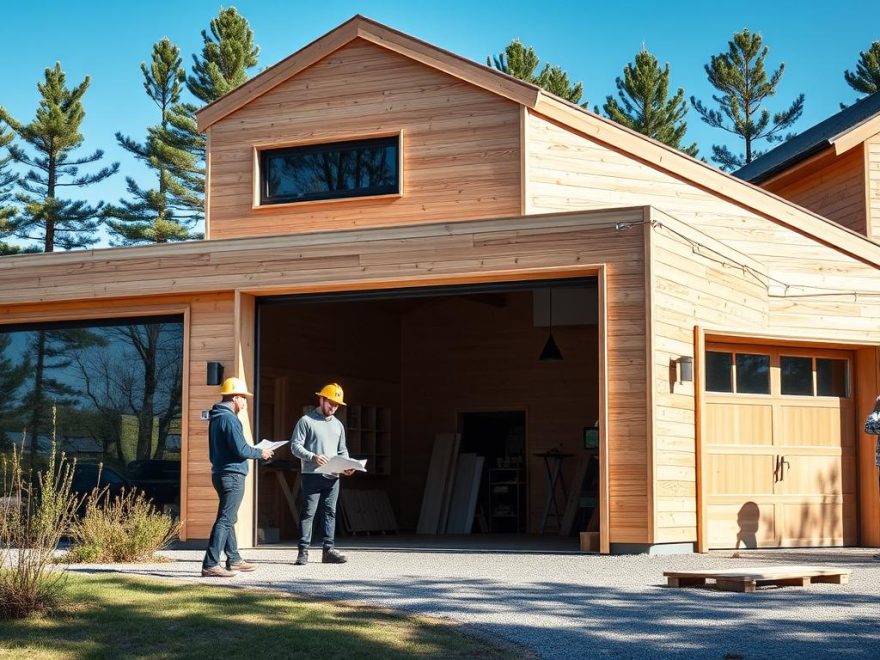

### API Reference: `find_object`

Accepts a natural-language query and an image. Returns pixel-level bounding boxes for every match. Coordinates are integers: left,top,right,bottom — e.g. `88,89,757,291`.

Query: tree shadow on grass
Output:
0,573,515,659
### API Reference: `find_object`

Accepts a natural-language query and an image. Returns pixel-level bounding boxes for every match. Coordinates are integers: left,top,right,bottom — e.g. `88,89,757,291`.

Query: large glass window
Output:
260,136,400,205
0,316,184,516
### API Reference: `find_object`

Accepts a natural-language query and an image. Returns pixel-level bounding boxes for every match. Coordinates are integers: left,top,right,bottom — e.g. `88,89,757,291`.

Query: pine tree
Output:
844,41,880,96
106,38,200,244
158,7,261,235
602,49,698,157
0,125,18,254
187,6,260,104
488,40,583,104
691,29,804,171
0,63,118,252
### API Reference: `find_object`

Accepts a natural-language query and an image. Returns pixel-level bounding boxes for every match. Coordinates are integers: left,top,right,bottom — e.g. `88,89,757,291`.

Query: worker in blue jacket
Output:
202,377,274,577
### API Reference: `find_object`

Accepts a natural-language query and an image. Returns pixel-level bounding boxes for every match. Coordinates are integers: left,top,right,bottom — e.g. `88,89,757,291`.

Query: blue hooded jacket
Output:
208,402,262,475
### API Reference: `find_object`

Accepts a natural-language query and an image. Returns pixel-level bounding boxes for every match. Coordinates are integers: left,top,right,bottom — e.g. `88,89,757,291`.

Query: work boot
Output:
226,559,257,572
322,547,347,564
294,548,309,565
201,565,235,577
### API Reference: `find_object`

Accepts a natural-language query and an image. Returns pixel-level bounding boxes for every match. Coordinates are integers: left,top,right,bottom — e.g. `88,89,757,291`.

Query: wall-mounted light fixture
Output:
539,287,563,361
676,356,693,383
207,361,224,386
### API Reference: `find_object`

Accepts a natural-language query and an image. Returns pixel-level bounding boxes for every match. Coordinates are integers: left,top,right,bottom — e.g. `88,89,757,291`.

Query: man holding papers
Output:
289,383,355,565
201,378,274,577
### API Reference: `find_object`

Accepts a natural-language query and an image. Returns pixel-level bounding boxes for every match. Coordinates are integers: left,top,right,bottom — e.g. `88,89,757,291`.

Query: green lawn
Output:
0,573,516,658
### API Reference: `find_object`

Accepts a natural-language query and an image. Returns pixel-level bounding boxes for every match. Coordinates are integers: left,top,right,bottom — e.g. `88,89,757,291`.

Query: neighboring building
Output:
735,91,880,242
2,17,879,554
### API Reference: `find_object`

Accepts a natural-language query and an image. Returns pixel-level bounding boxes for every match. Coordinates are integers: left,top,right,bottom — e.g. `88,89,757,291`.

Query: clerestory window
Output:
259,135,401,205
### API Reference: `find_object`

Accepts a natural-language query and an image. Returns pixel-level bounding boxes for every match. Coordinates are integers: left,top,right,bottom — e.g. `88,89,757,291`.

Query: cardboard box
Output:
579,531,599,553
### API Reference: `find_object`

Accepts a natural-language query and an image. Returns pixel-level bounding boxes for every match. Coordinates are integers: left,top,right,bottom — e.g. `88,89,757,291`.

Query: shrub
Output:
0,434,81,620
66,485,180,563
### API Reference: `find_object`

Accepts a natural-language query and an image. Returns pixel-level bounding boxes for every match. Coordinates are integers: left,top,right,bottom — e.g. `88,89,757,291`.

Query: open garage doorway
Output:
253,278,600,549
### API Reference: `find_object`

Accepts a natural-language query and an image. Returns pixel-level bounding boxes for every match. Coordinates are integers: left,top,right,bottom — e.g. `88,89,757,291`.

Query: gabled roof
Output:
196,15,542,131
195,15,880,271
735,91,880,184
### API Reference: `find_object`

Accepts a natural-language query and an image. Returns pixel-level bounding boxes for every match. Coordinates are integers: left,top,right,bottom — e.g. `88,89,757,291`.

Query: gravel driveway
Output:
69,540,880,659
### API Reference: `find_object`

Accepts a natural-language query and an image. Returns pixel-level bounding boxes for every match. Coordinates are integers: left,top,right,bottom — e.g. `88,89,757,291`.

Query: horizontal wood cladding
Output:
649,210,769,544
0,210,641,305
186,294,236,540
762,147,866,235
207,39,521,239
526,110,880,348
869,136,880,242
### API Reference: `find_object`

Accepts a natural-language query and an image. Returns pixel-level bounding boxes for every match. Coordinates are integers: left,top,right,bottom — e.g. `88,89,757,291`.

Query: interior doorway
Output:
459,411,526,533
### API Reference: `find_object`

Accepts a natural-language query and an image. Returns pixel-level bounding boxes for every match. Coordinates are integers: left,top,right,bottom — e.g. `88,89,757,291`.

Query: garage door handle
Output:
773,455,781,483
779,456,790,482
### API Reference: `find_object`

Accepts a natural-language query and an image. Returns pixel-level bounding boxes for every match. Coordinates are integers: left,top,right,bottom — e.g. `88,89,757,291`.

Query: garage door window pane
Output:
706,352,733,392
781,356,813,395
736,353,770,394
817,358,848,397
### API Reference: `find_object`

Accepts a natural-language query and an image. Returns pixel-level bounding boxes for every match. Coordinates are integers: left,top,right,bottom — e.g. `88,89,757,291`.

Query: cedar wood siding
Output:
206,38,522,239
869,134,880,241
761,147,867,236
524,109,880,545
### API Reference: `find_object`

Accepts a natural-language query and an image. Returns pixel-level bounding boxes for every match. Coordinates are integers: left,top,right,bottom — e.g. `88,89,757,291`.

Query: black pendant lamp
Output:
539,288,563,361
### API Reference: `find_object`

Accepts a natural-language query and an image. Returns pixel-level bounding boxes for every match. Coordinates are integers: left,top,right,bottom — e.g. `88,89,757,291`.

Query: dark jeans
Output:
299,474,340,550
203,472,245,569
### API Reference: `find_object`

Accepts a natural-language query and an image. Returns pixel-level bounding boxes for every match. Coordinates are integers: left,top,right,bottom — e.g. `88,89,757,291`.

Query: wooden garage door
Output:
704,343,857,549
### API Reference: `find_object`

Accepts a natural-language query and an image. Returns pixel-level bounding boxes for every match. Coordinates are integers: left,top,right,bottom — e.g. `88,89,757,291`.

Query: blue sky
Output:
1,1,879,247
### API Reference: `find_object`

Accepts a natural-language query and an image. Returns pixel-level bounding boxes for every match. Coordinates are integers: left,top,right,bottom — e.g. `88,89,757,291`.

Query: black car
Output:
70,463,130,502
125,459,180,510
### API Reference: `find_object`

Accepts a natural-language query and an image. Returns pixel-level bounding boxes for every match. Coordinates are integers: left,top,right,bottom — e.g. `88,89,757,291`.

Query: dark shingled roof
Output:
734,91,880,183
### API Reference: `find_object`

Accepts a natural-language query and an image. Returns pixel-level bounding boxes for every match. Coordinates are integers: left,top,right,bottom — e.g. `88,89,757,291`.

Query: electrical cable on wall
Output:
648,215,880,301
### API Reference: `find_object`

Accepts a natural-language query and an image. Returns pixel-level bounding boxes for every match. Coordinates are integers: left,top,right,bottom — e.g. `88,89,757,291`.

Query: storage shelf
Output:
341,403,391,476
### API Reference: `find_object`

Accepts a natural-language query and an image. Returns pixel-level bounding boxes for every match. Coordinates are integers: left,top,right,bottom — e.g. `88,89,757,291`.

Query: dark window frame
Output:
259,135,401,205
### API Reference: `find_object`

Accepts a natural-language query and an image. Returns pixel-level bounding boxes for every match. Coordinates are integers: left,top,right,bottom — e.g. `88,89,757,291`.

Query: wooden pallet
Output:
663,566,851,593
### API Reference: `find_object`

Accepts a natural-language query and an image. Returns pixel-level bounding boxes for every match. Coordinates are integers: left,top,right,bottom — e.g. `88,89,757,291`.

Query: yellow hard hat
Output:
315,383,346,406
219,377,253,397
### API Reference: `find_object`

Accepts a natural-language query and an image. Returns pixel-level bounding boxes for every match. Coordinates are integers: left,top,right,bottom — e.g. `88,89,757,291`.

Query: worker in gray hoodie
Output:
202,377,273,577
290,383,353,565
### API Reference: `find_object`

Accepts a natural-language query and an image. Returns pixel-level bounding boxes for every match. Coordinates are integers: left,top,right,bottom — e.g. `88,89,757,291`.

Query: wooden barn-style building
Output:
2,17,879,554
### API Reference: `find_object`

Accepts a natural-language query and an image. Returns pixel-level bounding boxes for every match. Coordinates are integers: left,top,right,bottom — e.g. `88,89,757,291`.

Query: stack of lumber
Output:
417,434,485,535
445,453,484,534
339,489,398,534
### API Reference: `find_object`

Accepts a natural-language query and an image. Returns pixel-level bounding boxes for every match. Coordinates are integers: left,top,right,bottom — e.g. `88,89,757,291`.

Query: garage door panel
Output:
778,404,853,447
778,502,857,546
704,402,773,445
776,455,857,496
707,502,777,549
707,454,775,495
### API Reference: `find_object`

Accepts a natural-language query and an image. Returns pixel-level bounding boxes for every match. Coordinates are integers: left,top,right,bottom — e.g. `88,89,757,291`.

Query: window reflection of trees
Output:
0,320,183,480
267,144,395,199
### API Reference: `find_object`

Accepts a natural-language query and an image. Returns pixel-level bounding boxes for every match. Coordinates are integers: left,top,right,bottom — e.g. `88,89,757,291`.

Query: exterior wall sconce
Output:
676,356,694,383
207,361,224,386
